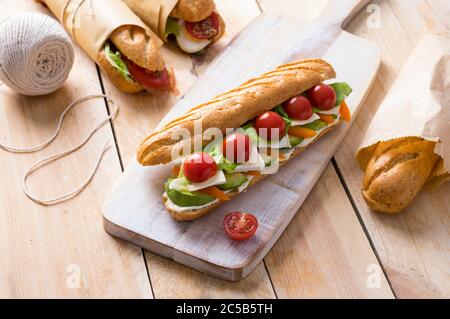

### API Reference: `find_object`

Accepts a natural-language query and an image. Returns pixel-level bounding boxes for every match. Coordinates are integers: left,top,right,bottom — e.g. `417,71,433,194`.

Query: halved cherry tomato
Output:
288,126,317,138
254,111,286,141
339,100,351,122
183,152,217,183
198,186,230,201
307,84,336,110
185,12,220,40
318,113,335,124
125,57,171,90
283,95,313,120
223,211,258,241
222,133,251,163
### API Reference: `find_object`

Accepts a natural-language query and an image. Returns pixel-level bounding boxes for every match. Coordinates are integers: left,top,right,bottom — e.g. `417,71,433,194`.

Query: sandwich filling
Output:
164,82,353,212
104,43,173,91
165,12,222,54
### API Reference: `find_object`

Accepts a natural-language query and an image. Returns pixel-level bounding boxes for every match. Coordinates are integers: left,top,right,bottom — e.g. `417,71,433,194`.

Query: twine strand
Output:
0,94,119,206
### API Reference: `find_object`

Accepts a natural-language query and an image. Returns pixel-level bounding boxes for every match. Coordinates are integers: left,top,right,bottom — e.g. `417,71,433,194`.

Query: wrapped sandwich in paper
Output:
123,0,225,54
356,33,450,214
39,0,175,93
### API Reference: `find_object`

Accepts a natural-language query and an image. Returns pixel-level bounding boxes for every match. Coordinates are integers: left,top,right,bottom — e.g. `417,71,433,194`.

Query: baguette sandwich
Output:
38,0,174,93
137,59,353,220
98,27,174,93
163,0,225,53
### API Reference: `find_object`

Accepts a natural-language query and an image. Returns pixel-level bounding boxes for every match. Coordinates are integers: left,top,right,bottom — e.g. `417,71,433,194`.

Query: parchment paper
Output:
123,0,179,39
356,33,450,187
44,0,163,61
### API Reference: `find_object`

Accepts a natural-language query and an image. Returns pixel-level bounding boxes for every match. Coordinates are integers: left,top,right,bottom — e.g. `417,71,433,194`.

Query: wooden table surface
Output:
0,0,449,298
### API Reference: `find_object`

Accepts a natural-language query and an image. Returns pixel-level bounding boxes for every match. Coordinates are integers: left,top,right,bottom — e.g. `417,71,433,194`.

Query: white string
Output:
0,94,119,206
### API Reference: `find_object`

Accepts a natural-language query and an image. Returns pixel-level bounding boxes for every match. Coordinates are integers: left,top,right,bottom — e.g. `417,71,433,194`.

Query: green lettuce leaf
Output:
104,43,132,81
165,17,181,38
331,82,353,106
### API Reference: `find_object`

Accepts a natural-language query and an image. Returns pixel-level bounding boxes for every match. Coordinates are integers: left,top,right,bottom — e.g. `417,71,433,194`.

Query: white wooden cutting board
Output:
103,0,380,281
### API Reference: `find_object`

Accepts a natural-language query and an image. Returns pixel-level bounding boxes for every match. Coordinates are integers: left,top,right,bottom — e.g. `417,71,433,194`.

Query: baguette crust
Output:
110,25,165,71
362,137,439,214
97,50,144,94
137,59,336,166
164,124,339,220
170,0,215,22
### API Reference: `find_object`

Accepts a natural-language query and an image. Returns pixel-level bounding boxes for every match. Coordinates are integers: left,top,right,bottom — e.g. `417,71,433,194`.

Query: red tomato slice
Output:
222,133,251,163
125,57,171,90
183,152,217,183
223,211,258,241
185,12,220,40
254,111,286,140
307,83,336,110
283,95,313,120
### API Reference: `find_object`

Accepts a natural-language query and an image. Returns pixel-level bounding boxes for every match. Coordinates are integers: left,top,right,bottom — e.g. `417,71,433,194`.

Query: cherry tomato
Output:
222,133,251,163
183,152,217,183
185,12,220,39
307,84,336,110
125,58,171,90
223,211,258,241
283,95,313,120
254,111,286,140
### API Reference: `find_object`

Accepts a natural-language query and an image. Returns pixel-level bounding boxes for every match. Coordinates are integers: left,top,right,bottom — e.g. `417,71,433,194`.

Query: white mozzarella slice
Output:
290,113,321,126
258,134,291,149
165,194,219,212
176,22,211,53
234,144,266,172
315,105,340,115
169,169,226,192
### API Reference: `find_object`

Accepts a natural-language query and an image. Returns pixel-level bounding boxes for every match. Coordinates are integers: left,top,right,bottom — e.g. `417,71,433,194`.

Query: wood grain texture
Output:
335,0,450,298
100,0,277,296
0,0,151,298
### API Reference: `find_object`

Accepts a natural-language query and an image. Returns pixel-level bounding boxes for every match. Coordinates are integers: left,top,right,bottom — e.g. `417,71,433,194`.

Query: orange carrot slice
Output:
198,186,230,201
172,165,181,177
246,170,262,177
279,153,286,161
288,126,317,138
339,100,351,122
318,113,335,124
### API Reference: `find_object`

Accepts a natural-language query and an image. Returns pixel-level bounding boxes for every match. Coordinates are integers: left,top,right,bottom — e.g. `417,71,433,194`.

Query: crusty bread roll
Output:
137,59,336,166
362,137,440,214
109,25,165,71
170,0,215,22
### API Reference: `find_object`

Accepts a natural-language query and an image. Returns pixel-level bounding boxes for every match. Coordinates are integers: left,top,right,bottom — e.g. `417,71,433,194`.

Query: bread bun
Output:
362,137,439,214
170,0,215,22
109,25,165,71
137,59,336,166
96,49,144,94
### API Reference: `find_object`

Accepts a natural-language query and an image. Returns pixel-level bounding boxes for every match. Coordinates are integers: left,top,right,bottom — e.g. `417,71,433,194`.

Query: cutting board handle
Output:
320,0,371,28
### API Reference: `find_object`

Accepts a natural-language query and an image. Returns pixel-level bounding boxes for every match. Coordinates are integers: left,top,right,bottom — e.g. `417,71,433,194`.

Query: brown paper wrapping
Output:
123,0,179,39
356,33,450,188
44,0,163,61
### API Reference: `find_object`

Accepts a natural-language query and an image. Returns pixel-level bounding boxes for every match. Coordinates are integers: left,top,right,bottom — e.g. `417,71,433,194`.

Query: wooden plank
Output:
253,0,394,298
99,0,276,297
0,0,151,298
335,0,450,298
265,164,394,298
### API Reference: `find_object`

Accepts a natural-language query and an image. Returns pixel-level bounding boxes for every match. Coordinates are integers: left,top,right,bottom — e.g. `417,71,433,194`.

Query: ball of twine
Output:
0,12,74,96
